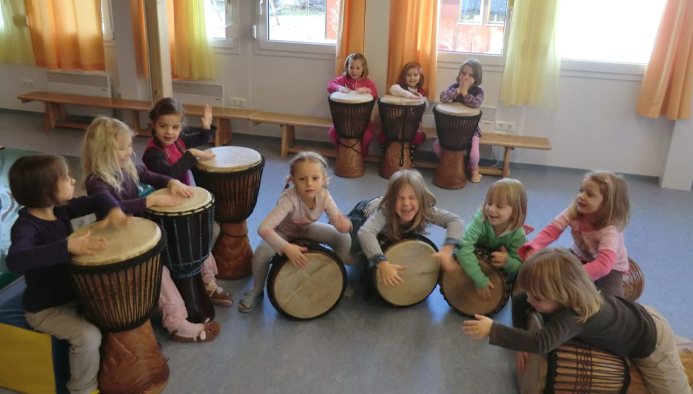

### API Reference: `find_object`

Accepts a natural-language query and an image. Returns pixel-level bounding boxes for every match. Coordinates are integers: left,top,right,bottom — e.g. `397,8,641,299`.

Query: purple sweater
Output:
439,84,484,137
6,194,119,312
142,125,216,184
85,166,171,219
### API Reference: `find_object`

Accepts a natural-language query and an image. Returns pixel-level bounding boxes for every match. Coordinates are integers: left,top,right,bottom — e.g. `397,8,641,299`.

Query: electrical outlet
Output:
228,97,246,107
21,79,34,88
495,121,516,132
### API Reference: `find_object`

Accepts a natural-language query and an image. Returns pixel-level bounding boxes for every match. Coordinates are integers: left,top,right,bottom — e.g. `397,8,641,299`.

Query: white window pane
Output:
0,4,4,29
268,0,339,45
206,0,227,39
439,0,508,56
558,0,666,64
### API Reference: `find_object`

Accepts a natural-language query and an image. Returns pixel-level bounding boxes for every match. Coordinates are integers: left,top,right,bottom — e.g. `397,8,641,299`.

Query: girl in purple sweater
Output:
438,58,484,182
82,117,222,342
7,154,128,394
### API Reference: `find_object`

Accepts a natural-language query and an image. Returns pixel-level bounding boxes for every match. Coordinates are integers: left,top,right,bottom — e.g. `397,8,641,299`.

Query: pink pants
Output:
433,135,480,170
377,130,427,146
158,254,218,333
329,124,375,156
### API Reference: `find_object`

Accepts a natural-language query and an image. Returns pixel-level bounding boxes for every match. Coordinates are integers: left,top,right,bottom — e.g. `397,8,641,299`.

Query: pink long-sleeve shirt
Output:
257,187,343,254
518,209,629,280
327,75,379,98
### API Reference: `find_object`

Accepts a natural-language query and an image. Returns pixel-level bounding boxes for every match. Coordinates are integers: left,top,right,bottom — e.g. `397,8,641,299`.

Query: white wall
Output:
0,0,677,179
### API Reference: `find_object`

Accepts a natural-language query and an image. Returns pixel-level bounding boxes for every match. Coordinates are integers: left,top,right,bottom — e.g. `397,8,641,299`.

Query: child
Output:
327,53,379,156
463,248,692,394
378,62,428,157
239,151,355,312
455,179,527,300
518,170,630,297
142,97,231,306
142,97,216,185
357,170,464,287
6,154,129,394
439,58,484,182
82,117,223,342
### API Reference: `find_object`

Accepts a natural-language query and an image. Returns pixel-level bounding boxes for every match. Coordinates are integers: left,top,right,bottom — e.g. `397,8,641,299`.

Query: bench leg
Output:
44,103,58,131
502,147,513,178
216,118,232,146
131,111,150,137
280,125,296,158
56,104,68,123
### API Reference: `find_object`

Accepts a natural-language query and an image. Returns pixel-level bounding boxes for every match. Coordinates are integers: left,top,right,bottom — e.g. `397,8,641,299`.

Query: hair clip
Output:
603,177,609,183
419,67,424,75
285,175,291,185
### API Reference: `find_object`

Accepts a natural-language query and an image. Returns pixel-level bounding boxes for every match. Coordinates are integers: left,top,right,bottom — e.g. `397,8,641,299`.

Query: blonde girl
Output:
454,179,527,300
82,117,222,342
438,58,484,182
463,248,692,394
239,151,355,312
357,170,464,287
326,53,379,156
519,171,630,297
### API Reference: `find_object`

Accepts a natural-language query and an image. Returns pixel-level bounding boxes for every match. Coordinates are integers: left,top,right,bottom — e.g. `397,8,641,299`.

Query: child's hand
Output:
435,252,461,272
201,104,213,129
515,352,529,373
168,180,194,198
491,246,509,267
98,208,130,229
188,148,216,159
68,230,107,256
355,87,369,94
462,314,493,341
377,261,408,287
333,213,352,233
476,281,495,300
282,243,309,268
339,87,351,93
147,194,185,208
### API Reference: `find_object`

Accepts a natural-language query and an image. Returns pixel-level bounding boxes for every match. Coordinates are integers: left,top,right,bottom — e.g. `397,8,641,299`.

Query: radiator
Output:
46,70,113,118
172,81,225,107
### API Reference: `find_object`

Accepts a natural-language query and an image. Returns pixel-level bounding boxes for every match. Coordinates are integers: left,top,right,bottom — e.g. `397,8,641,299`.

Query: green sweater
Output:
454,210,526,288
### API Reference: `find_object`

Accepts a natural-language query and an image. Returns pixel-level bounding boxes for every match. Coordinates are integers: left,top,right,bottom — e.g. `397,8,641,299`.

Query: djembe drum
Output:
328,91,376,178
192,146,265,280
377,95,426,179
622,258,645,301
432,103,482,190
439,248,512,317
267,240,347,320
68,218,168,394
374,235,440,307
145,186,215,323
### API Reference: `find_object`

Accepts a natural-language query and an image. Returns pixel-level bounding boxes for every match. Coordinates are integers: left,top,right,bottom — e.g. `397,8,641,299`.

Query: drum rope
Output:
338,138,361,154
221,228,249,238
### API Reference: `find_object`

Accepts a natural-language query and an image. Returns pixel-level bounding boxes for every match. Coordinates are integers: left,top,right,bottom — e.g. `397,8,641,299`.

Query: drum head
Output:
380,94,425,105
70,217,162,266
146,186,212,213
375,238,440,307
268,242,346,320
330,91,374,103
440,252,509,316
196,146,262,173
435,102,481,116
517,312,547,394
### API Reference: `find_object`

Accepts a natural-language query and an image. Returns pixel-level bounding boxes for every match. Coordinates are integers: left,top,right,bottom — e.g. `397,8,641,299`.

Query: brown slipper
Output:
171,321,221,343
209,289,234,307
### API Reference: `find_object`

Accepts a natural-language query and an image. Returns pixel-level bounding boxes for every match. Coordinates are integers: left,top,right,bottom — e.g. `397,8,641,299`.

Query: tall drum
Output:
377,95,426,179
328,91,376,178
192,146,265,280
374,235,440,307
432,103,482,190
68,218,169,394
145,186,215,323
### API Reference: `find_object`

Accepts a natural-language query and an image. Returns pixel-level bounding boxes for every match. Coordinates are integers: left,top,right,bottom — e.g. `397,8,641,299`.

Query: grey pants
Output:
25,302,101,394
250,222,355,293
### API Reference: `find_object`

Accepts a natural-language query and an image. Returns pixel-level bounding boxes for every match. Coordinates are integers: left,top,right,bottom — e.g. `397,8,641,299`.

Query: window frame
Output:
458,0,483,25
254,0,337,59
101,0,114,41
208,0,239,50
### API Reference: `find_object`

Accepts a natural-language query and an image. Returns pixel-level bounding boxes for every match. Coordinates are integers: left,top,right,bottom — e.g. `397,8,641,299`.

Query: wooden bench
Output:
248,111,333,157
17,91,258,146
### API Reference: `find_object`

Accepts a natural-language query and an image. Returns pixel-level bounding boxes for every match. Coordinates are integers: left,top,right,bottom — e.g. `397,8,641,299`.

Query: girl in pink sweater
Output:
327,53,379,156
518,171,631,297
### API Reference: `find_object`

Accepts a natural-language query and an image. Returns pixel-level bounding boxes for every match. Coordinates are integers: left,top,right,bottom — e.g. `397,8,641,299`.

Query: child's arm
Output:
323,194,352,233
439,84,460,103
454,217,489,288
63,193,119,220
142,147,198,180
357,209,388,268
327,75,348,93
582,228,621,280
389,84,419,99
462,87,484,108
6,222,71,273
517,210,570,260
180,105,216,148
363,78,378,98
257,195,294,254
502,230,528,273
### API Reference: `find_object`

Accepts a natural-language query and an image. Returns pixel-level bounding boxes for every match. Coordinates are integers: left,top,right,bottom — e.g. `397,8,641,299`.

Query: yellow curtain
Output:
24,0,104,71
334,0,365,77
0,0,35,65
131,0,215,80
499,0,561,109
636,0,693,120
386,0,438,99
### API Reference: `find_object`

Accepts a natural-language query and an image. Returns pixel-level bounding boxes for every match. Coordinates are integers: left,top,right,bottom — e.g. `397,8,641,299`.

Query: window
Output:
0,3,4,29
101,0,113,41
206,0,228,39
439,0,509,56
558,0,666,64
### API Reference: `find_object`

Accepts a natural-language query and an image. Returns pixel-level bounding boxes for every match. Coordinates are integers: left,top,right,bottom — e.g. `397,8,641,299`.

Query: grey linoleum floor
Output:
0,110,691,394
